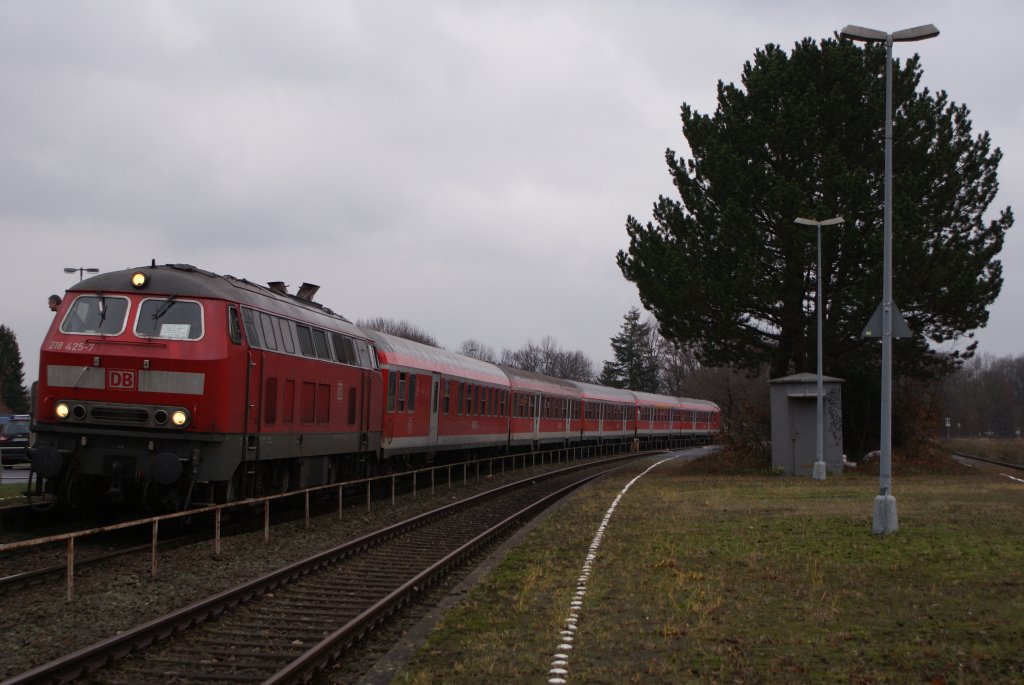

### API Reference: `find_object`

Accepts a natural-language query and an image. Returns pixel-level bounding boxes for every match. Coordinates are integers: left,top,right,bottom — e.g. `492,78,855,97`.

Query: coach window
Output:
443,381,451,415
457,382,464,416
387,373,397,412
397,372,407,412
135,298,203,340
258,312,277,350
408,374,417,412
465,384,473,416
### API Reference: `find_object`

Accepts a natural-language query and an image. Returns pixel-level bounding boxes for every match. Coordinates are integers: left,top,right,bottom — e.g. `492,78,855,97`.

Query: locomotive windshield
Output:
135,298,204,340
59,295,130,335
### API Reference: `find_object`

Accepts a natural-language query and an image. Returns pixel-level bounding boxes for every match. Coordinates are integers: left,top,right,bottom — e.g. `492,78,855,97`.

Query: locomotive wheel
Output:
25,468,58,513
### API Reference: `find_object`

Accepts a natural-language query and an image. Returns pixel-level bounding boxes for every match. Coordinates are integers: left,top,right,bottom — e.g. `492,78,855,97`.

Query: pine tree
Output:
616,37,1012,455
599,308,661,392
0,325,30,413
617,38,1011,381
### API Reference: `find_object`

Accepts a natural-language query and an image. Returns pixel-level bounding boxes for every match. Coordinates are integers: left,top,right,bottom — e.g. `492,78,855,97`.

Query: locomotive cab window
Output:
240,307,262,347
135,299,204,340
60,295,130,336
228,307,242,344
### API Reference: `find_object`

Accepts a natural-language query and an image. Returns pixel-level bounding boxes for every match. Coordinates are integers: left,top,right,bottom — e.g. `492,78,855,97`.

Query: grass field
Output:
391,449,1024,684
0,481,26,501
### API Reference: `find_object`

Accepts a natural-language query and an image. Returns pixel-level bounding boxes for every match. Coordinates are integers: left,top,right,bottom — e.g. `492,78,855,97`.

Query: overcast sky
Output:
2,1,1020,385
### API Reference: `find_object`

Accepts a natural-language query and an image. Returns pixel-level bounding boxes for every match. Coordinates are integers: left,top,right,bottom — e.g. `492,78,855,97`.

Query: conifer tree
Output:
617,38,1011,382
599,307,661,392
0,325,30,413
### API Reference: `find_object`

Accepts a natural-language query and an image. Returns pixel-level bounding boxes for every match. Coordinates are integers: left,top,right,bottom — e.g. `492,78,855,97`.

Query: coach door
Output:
532,393,541,443
427,374,441,458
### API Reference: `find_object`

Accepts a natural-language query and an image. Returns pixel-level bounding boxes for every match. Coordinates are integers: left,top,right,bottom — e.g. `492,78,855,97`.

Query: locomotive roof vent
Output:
296,282,319,301
267,281,289,295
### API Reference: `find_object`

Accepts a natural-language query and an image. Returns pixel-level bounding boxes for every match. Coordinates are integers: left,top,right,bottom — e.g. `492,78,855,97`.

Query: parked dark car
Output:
0,415,30,467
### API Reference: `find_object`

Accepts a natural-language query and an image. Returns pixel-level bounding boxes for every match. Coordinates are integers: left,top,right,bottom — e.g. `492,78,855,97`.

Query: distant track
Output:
952,451,1024,482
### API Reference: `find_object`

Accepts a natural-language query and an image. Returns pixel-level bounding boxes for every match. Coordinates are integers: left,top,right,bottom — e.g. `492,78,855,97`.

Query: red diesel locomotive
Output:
30,263,719,510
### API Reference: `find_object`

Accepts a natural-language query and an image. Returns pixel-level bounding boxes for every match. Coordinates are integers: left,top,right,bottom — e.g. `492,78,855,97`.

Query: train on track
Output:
29,262,720,511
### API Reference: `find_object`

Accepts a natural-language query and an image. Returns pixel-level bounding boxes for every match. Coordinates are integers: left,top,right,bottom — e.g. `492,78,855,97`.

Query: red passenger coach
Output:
681,398,721,443
574,381,637,446
31,263,383,510
632,390,684,443
366,331,511,462
501,366,583,450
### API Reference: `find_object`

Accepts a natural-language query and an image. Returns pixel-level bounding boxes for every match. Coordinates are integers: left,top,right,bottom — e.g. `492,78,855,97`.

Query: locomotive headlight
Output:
171,409,190,427
131,271,148,289
55,402,70,420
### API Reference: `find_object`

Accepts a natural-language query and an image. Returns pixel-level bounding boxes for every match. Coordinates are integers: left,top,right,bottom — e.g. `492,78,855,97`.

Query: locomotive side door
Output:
244,350,263,453
241,349,264,499
427,373,440,458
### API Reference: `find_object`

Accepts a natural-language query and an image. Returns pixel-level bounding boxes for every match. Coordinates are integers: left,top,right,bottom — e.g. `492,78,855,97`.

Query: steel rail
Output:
265,471,603,685
0,457,627,685
951,451,1024,471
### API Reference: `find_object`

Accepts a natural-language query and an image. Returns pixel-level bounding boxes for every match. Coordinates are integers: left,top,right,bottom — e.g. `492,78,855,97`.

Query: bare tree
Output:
501,339,544,373
501,335,595,382
658,338,699,396
357,317,441,348
458,339,497,363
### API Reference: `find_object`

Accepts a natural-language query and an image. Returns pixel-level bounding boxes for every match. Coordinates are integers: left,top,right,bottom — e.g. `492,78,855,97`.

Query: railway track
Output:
0,448,617,597
1,457,627,685
951,451,1024,481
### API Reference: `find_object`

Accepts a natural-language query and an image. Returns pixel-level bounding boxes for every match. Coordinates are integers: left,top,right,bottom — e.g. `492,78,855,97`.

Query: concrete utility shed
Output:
769,372,844,476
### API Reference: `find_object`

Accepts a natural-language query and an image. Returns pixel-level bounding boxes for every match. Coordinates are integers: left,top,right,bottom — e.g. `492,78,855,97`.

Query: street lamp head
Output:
892,24,940,42
63,267,77,274
840,25,888,42
840,23,939,43
795,216,845,227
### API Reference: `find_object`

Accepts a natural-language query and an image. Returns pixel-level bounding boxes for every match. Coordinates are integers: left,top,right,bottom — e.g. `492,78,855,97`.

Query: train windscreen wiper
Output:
152,294,178,321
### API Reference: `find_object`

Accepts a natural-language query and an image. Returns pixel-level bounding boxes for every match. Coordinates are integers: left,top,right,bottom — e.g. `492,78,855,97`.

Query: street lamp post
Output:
64,267,99,282
795,216,844,481
840,23,939,534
